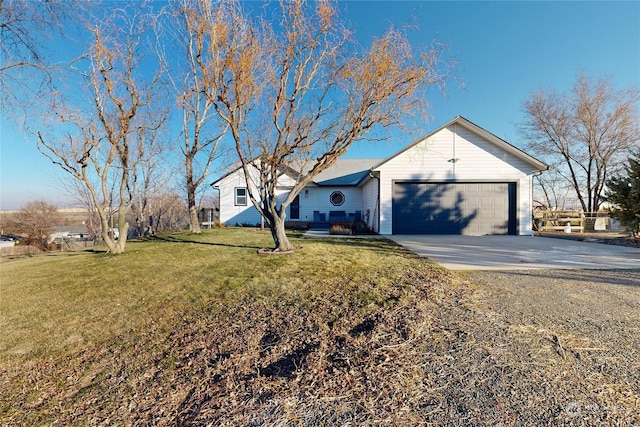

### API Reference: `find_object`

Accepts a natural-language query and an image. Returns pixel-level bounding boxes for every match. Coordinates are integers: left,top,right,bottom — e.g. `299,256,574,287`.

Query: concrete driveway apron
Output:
388,235,640,271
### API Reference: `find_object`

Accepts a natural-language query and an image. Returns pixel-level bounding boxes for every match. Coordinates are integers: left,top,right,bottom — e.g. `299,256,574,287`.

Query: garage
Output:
392,182,517,235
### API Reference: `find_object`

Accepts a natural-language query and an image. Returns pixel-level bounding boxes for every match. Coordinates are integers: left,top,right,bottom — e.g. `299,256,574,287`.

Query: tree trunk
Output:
187,179,201,234
269,215,293,252
99,221,121,254
189,203,201,234
115,220,129,254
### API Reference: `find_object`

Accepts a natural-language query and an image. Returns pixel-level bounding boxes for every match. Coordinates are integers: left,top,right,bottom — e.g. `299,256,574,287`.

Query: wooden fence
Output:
533,210,621,233
0,245,42,256
534,210,584,233
0,240,98,257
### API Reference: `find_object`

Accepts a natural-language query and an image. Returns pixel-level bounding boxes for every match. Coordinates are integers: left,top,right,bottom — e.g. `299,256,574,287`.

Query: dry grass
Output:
1,228,638,425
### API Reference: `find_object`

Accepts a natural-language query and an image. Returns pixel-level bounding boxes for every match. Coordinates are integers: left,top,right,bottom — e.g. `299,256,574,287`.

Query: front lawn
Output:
1,229,464,425
1,228,638,425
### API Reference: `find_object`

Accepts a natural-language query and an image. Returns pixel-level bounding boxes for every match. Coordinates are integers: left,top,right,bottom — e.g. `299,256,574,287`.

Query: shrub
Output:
284,221,311,230
329,221,373,235
329,223,352,235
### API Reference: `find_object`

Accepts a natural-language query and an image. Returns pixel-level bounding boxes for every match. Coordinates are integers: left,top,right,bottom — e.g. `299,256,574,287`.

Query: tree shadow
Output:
300,234,411,256
392,181,515,235
148,235,263,250
260,342,320,378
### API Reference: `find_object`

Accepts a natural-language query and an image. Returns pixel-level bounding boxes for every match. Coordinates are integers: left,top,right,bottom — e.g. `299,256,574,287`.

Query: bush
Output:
284,221,311,231
329,223,352,235
329,221,373,235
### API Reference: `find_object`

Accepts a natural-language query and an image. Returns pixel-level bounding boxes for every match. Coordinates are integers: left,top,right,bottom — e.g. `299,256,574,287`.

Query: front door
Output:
290,195,300,220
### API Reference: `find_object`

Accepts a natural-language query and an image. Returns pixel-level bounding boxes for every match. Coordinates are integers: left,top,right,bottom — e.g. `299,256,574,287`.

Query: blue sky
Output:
1,1,639,210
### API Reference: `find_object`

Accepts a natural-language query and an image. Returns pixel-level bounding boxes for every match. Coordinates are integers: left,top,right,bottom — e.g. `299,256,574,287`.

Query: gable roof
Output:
211,116,547,188
312,158,380,186
210,159,256,187
211,157,381,187
372,115,548,172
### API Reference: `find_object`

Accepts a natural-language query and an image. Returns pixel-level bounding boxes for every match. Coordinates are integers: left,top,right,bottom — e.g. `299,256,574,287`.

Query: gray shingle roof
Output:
313,158,381,186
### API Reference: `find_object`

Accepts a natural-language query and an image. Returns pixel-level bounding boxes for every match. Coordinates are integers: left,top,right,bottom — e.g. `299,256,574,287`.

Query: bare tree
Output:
521,73,640,213
128,119,170,237
57,176,101,235
9,200,58,251
156,0,229,234
198,0,451,251
0,0,78,111
37,5,165,254
532,163,572,210
149,192,190,233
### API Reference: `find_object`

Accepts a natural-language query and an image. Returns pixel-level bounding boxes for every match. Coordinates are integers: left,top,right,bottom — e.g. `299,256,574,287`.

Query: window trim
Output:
235,187,248,206
330,191,345,206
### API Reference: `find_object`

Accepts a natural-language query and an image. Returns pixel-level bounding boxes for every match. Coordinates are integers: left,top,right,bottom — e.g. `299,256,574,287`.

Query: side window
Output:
235,188,247,206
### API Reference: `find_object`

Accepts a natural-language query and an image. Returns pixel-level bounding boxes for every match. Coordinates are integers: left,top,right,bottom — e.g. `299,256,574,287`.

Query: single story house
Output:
211,116,548,235
49,225,93,243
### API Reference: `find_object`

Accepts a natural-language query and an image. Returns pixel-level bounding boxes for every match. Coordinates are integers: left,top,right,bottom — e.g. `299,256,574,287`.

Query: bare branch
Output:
521,73,640,212
36,4,165,254
201,0,452,251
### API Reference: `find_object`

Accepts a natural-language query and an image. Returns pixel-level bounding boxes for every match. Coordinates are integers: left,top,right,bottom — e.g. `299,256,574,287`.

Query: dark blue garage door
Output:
392,182,516,235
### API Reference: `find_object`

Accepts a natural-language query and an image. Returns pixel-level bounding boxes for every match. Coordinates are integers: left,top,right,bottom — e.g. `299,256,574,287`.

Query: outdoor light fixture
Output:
305,189,309,197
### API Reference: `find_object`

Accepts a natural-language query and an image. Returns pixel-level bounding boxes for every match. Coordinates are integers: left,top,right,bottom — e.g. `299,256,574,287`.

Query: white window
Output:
235,188,247,206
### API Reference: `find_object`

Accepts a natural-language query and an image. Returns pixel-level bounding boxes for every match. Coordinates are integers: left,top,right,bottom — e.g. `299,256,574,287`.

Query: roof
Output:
51,225,91,234
210,159,251,187
312,158,380,186
210,157,381,187
372,116,548,172
211,116,548,188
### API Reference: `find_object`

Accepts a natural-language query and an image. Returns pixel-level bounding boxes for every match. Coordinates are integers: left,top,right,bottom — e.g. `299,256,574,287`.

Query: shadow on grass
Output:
129,229,412,257
26,248,107,258
260,342,320,378
303,235,415,256
147,235,264,250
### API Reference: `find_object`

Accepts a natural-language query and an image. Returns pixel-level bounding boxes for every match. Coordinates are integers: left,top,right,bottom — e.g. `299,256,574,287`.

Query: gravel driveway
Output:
463,268,640,424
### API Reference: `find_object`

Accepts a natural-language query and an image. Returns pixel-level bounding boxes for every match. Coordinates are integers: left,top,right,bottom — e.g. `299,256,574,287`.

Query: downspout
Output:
369,170,380,233
530,169,545,235
211,185,220,226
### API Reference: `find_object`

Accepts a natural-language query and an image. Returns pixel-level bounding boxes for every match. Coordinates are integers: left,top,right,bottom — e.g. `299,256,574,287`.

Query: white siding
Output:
216,168,367,225
375,124,535,235
216,167,263,226
297,187,363,222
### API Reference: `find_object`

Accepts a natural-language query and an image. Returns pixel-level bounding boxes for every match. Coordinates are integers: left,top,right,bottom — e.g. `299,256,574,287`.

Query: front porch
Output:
312,210,363,223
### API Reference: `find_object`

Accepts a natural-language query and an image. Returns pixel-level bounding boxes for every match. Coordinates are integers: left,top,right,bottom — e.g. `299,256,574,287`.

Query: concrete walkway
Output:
387,235,640,271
